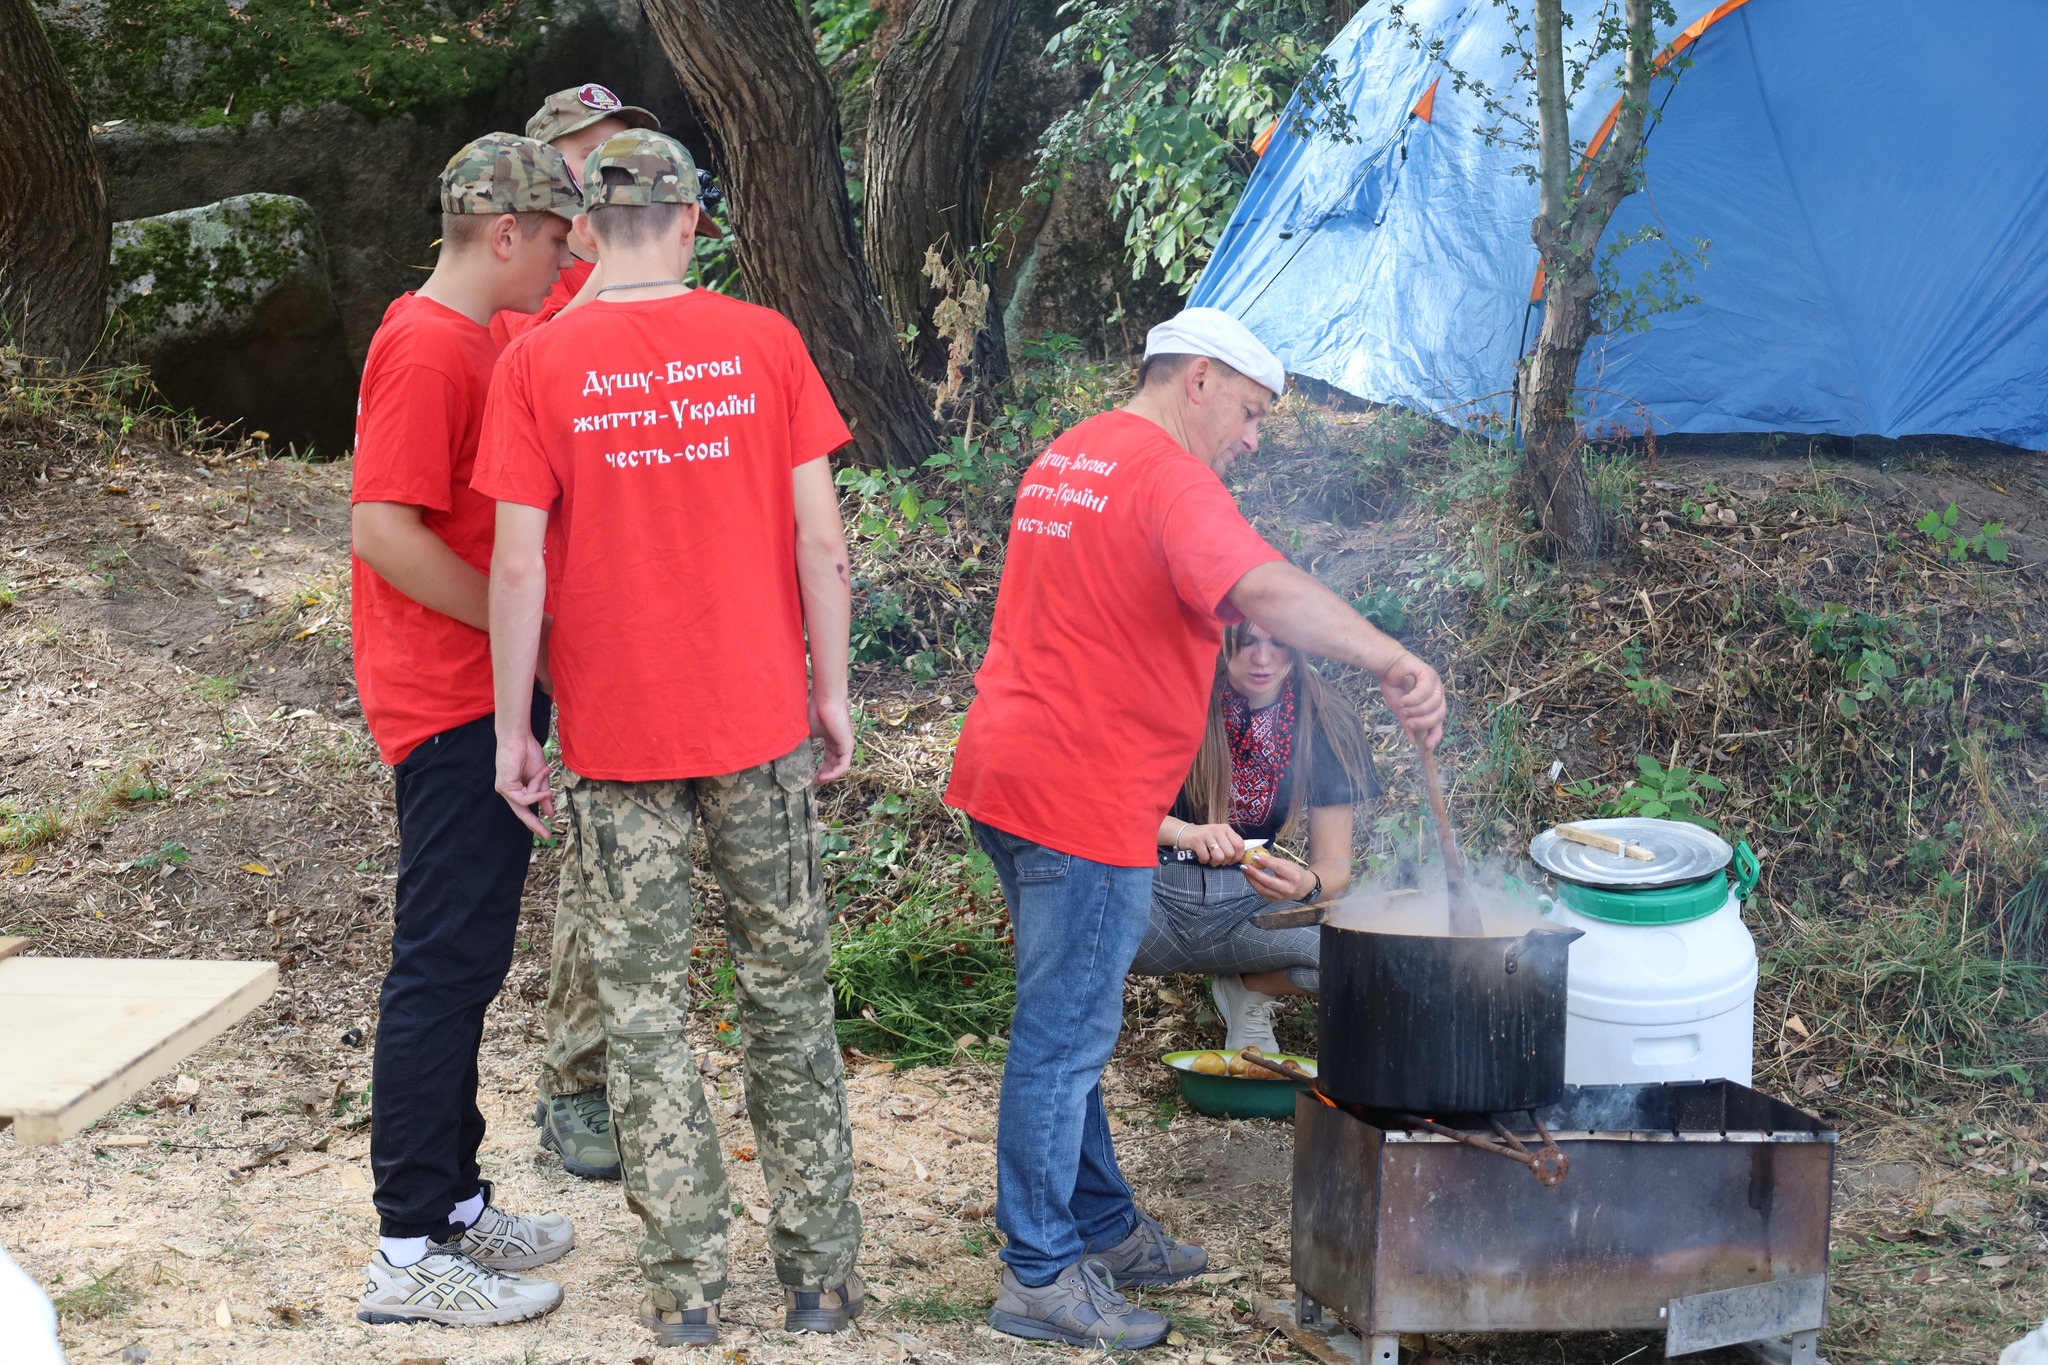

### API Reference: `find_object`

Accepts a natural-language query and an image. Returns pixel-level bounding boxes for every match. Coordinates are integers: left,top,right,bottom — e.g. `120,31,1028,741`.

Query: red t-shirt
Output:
489,257,595,348
471,290,851,781
945,410,1285,867
349,293,502,765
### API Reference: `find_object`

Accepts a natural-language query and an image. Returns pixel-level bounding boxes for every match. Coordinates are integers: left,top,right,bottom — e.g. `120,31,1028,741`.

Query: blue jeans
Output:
973,820,1155,1286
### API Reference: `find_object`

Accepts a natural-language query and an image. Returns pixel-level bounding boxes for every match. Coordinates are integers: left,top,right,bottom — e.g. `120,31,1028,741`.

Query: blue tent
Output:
1191,0,2048,448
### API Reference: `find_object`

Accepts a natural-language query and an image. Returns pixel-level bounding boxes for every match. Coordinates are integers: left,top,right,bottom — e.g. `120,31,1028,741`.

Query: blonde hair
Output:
1179,624,1377,839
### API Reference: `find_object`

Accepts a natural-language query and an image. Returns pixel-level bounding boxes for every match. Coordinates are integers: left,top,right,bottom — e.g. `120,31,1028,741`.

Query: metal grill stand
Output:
1283,1082,1835,1362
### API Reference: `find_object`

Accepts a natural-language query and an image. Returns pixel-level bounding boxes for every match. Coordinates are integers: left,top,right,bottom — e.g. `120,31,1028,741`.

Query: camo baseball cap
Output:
582,129,724,236
525,83,660,146
439,133,580,221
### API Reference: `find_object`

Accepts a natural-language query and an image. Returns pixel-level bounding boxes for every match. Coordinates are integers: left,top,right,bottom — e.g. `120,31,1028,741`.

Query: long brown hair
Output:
1179,623,1378,840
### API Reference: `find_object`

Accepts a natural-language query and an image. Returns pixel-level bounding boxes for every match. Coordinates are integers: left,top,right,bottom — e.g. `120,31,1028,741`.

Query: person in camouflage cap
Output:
349,128,580,1331
513,88,671,1180
439,131,581,225
472,126,863,1350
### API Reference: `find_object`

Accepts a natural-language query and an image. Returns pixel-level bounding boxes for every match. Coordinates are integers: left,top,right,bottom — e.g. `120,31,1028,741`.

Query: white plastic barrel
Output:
1540,886,1759,1087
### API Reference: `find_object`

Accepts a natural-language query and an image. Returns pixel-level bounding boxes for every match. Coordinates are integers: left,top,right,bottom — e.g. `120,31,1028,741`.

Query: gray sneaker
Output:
454,1201,575,1272
535,1088,622,1180
785,1269,865,1332
639,1297,719,1347
1086,1209,1208,1286
986,1259,1169,1348
357,1247,562,1326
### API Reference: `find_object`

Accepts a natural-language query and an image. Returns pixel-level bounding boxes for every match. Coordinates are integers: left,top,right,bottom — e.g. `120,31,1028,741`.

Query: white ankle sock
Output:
379,1235,430,1269
449,1190,486,1229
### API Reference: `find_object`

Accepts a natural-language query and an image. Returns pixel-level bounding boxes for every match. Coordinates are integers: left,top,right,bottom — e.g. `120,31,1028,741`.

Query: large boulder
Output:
107,193,355,455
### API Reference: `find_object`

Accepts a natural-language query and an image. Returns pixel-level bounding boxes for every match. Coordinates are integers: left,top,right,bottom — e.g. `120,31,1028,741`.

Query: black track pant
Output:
370,693,547,1238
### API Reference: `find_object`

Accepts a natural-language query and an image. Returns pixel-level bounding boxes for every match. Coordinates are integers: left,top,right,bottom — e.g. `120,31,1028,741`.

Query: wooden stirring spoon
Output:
1418,745,1484,936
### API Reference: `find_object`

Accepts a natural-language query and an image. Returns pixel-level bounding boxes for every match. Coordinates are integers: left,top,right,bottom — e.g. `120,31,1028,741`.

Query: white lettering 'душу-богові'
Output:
582,369,658,398
664,357,744,384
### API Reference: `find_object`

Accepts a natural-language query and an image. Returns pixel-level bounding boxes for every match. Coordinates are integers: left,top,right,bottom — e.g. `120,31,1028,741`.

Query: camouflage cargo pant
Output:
558,742,861,1310
538,889,607,1096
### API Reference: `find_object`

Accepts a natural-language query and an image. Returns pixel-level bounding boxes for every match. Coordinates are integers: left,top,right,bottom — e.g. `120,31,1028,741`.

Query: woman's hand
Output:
1177,822,1246,866
1244,850,1318,903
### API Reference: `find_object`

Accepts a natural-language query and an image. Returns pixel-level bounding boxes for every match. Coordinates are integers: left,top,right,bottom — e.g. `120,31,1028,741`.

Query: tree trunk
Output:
1517,274,1602,562
864,0,1022,392
0,0,110,370
1519,0,1656,564
642,0,943,468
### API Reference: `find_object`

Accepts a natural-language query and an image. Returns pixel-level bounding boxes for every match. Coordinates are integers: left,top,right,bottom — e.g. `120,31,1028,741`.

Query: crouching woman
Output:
1133,621,1379,1052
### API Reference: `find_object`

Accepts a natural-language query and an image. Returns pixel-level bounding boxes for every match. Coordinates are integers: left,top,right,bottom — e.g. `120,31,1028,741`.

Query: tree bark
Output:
864,0,1022,390
1518,0,1656,563
0,0,109,369
642,0,943,468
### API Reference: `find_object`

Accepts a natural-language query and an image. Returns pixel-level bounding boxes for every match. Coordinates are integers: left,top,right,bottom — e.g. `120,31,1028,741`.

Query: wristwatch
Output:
1296,871,1323,905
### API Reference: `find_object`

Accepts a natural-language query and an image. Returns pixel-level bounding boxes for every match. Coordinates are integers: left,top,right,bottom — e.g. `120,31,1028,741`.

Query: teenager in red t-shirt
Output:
348,133,581,1330
488,82,722,351
946,308,1447,1347
489,83,731,1188
471,129,864,1350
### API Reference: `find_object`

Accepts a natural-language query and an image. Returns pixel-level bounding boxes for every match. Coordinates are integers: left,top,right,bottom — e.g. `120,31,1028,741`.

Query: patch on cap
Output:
524,85,661,146
439,133,581,222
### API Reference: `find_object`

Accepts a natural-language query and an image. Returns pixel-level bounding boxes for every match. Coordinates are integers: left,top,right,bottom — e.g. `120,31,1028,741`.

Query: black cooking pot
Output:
1317,919,1582,1114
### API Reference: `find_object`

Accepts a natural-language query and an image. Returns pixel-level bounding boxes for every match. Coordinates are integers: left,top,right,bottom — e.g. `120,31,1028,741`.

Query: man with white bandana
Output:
946,306,1448,1347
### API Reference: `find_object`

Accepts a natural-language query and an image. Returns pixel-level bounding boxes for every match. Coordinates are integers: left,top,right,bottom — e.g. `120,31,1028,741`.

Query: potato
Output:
1188,1051,1228,1076
1225,1053,1252,1077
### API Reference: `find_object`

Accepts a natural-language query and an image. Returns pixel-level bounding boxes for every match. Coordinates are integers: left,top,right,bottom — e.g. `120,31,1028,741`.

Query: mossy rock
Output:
108,192,329,344
108,194,356,454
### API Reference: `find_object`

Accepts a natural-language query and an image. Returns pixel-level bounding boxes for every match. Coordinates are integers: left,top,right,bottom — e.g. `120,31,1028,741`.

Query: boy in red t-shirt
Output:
348,133,581,1329
945,308,1447,1346
472,129,864,1349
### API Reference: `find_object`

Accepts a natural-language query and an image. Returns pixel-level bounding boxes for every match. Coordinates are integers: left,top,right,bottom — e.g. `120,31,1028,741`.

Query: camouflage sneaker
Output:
454,1201,575,1272
357,1247,562,1326
986,1259,1168,1348
535,1088,622,1180
784,1269,865,1333
639,1297,720,1347
1084,1209,1208,1286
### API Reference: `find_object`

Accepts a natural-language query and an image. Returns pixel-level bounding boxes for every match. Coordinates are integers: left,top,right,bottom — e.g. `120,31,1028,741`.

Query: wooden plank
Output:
0,937,30,962
0,957,276,1145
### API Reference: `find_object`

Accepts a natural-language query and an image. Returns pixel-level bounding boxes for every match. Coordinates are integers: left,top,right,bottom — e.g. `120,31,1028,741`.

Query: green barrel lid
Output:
1553,841,1759,925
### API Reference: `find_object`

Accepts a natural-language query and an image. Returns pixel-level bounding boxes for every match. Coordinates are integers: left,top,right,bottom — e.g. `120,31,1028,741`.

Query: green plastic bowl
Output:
1163,1050,1317,1120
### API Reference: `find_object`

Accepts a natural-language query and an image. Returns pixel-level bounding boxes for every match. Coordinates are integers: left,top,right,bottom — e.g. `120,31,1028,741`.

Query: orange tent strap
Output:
1253,119,1278,156
1411,76,1440,123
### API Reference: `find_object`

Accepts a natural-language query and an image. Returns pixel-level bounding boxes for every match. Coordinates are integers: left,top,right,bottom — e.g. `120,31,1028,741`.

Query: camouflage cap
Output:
439,133,580,221
525,83,660,146
582,129,724,237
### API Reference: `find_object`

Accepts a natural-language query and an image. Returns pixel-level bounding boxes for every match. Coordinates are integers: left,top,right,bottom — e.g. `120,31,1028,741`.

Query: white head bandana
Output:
1143,307,1286,399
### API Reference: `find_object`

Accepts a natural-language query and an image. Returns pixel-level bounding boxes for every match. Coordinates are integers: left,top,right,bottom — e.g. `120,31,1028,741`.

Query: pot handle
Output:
1732,840,1760,901
1503,924,1582,974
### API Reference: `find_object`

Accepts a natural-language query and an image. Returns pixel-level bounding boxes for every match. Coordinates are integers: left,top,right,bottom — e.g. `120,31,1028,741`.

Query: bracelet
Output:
1172,820,1191,849
1296,870,1324,905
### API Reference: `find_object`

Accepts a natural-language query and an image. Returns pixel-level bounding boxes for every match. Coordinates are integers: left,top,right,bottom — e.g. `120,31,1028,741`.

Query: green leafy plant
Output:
827,849,1015,1067
1616,640,1676,713
1568,754,1728,830
1783,600,1915,719
1913,503,2008,563
1351,585,1411,634
1034,0,1356,288
130,840,190,870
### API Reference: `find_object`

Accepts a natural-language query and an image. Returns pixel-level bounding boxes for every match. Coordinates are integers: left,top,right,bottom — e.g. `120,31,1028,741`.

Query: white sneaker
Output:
356,1246,562,1326
1212,974,1281,1054
455,1202,575,1272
